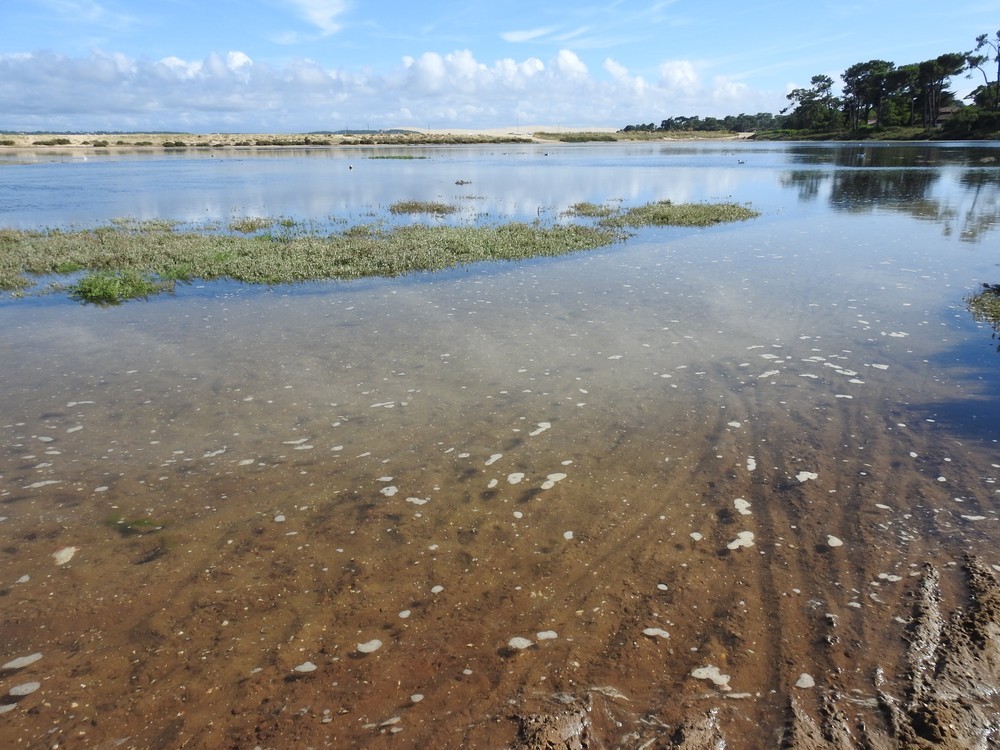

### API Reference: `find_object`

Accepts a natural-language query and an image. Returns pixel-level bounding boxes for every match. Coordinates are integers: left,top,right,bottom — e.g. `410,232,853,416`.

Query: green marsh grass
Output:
388,200,458,215
600,200,758,228
69,269,167,305
563,202,619,219
966,284,1000,332
229,217,277,234
0,200,758,303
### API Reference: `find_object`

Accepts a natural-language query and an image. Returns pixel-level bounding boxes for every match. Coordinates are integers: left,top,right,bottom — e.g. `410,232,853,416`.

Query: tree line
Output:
622,30,1000,137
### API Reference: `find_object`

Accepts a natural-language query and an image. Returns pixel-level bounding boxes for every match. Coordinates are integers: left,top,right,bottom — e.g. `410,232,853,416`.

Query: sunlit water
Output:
1,141,999,748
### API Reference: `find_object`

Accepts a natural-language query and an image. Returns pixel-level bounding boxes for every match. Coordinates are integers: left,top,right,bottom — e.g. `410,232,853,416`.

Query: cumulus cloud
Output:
658,60,700,93
554,50,588,78
0,47,782,132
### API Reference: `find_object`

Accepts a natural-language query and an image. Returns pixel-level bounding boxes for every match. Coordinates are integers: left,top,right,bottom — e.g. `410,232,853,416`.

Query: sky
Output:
0,0,995,133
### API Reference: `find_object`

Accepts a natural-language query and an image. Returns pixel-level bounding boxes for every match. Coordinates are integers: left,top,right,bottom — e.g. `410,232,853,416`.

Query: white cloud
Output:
555,50,588,78
501,27,556,43
658,60,700,93
283,0,350,36
603,58,629,80
0,47,785,132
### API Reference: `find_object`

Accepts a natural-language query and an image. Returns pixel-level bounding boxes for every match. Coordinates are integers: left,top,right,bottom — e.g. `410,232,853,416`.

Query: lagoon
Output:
1,141,999,748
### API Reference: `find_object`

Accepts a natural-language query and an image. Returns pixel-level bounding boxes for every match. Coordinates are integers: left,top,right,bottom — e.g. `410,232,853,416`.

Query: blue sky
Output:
0,0,994,132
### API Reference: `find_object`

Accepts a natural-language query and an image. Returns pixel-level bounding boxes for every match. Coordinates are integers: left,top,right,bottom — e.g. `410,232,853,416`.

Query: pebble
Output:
52,547,77,565
642,627,670,639
293,661,317,673
795,673,815,689
2,654,42,670
9,682,40,697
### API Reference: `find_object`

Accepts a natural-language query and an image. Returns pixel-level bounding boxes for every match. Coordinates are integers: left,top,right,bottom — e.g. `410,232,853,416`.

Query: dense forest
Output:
622,30,1000,138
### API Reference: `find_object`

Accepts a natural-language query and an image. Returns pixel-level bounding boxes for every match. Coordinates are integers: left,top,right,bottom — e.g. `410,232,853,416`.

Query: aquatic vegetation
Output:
601,200,758,228
229,217,277,234
966,283,1000,342
562,201,618,218
104,515,168,537
388,200,458,215
0,199,760,302
68,269,168,305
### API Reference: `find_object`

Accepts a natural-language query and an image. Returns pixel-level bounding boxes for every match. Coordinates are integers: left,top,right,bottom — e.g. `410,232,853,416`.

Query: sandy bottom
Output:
1,240,999,748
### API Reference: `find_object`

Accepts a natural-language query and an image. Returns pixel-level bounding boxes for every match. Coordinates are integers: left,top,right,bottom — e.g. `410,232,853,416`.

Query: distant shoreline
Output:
0,128,752,152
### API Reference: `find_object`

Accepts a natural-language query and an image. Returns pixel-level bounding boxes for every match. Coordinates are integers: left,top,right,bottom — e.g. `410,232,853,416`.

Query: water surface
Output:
1,141,999,748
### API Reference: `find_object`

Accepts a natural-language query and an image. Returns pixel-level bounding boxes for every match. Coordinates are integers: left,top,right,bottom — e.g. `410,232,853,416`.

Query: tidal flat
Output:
1,141,999,748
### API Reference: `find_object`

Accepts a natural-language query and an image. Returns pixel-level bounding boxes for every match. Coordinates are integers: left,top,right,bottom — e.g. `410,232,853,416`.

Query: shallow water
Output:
1,142,999,748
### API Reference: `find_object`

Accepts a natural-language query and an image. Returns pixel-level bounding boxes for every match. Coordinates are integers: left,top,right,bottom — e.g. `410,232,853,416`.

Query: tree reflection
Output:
780,148,1000,243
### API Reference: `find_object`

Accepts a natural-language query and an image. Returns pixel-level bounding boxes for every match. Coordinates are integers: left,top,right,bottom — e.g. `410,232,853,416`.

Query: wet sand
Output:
2,224,999,748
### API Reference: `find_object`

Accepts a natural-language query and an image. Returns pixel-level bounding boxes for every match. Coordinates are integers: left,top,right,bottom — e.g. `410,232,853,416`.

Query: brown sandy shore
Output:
0,127,750,151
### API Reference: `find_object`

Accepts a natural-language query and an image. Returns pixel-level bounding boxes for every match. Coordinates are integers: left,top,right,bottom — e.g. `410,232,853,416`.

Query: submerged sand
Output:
1,157,998,748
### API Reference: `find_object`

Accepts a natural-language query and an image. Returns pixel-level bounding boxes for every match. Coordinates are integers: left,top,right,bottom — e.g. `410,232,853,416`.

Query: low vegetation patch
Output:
388,200,458,215
68,269,168,305
562,202,619,219
0,199,759,303
601,200,759,228
966,283,1000,336
229,217,277,234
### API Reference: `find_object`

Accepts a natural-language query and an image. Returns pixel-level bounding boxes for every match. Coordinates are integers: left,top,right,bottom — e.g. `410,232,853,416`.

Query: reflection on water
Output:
780,143,1000,242
1,142,999,748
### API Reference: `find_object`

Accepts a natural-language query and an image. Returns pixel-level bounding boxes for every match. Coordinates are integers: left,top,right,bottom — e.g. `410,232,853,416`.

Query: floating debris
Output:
563,531,574,540
507,473,525,484
508,636,533,650
485,453,502,466
536,631,558,640
796,471,818,483
357,639,383,654
293,661,317,673
734,498,752,516
642,627,670,639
